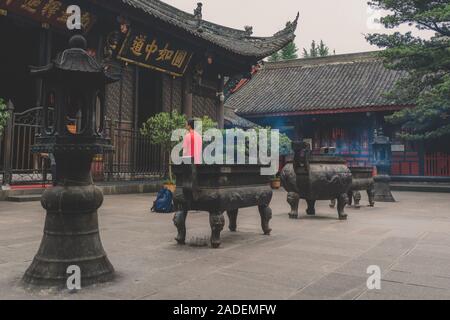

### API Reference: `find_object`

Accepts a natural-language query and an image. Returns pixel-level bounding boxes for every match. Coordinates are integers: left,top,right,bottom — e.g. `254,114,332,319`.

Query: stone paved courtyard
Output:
0,190,450,300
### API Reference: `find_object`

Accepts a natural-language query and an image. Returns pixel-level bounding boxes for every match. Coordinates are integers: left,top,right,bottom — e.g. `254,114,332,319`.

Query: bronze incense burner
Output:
173,163,273,248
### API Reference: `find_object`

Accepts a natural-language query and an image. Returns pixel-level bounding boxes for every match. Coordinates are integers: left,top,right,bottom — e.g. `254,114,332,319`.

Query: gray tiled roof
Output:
226,52,408,116
224,107,257,129
121,0,298,58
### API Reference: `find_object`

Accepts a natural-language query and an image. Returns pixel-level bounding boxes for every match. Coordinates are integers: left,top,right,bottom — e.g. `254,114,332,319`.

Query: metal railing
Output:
99,120,165,182
0,102,164,186
1,102,51,186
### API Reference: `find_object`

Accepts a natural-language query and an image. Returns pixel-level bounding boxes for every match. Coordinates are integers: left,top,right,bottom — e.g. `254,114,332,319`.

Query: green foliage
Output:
140,111,217,150
140,111,217,181
267,42,299,62
303,40,318,58
281,41,299,60
140,111,292,180
303,40,331,58
268,51,281,62
366,0,450,141
196,115,218,133
318,40,330,57
140,111,187,150
256,127,293,156
279,131,294,156
0,98,9,137
214,127,293,165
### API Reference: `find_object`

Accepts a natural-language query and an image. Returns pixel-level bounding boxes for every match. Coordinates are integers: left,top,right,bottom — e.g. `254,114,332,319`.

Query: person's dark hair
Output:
187,118,195,129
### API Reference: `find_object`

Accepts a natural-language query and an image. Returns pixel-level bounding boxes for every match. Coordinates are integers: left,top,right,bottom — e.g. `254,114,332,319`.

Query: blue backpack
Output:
151,188,174,213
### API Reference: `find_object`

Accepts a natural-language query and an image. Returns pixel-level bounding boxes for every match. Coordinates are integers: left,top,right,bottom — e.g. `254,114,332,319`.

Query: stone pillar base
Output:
374,175,396,202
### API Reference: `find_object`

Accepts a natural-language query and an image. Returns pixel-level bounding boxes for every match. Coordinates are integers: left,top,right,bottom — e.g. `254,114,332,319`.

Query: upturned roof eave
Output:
116,0,299,59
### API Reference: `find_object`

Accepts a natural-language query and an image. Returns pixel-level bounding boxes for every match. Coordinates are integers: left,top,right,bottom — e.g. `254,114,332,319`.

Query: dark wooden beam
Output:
183,72,193,119
217,74,225,129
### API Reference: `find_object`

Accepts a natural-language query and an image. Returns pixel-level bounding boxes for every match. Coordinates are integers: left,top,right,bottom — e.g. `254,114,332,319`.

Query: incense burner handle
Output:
293,140,311,171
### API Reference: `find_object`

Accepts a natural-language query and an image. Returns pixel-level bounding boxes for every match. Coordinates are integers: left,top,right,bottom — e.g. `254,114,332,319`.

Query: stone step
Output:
1,180,163,202
391,183,450,193
7,195,42,202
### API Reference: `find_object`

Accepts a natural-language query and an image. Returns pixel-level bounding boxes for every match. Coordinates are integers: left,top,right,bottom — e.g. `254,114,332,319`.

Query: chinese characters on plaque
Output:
118,28,193,77
0,0,96,32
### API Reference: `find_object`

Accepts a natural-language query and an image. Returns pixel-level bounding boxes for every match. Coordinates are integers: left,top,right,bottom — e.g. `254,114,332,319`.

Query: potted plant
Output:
141,111,186,193
140,111,217,193
0,98,9,138
163,179,177,193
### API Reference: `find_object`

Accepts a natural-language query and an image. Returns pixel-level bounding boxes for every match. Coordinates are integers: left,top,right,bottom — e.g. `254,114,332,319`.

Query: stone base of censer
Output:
373,174,396,202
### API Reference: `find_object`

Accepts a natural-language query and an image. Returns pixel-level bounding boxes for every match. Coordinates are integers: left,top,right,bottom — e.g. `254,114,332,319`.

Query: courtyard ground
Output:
0,190,449,300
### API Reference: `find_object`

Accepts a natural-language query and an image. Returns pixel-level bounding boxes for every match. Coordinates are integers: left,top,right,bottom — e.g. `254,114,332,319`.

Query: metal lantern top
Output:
372,128,391,146
371,128,392,175
31,34,118,83
31,34,119,155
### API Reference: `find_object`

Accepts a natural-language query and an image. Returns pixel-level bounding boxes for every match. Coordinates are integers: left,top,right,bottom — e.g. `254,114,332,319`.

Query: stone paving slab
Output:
0,190,449,300
289,273,368,300
358,280,450,300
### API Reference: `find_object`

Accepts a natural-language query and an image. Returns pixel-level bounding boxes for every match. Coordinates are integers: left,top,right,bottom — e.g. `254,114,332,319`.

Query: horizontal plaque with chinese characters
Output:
0,0,96,32
391,145,405,152
117,28,193,77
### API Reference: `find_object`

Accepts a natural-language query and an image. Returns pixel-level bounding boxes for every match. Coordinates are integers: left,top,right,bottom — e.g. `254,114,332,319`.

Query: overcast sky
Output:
164,0,433,55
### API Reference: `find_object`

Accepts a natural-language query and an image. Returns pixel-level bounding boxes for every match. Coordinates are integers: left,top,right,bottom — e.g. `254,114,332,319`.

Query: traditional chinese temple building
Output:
0,0,297,185
226,52,450,178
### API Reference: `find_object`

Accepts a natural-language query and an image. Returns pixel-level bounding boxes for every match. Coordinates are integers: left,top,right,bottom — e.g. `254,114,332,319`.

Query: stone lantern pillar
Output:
23,35,119,287
372,128,396,202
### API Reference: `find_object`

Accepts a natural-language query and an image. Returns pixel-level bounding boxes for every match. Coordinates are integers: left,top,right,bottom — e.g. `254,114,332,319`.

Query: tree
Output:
366,0,450,141
140,111,217,183
281,41,299,60
267,42,300,62
303,40,331,58
304,40,318,58
318,40,330,57
141,111,187,183
268,51,281,62
0,98,9,137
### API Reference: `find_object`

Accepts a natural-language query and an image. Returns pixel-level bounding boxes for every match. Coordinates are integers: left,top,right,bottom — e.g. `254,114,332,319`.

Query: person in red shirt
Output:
182,118,203,164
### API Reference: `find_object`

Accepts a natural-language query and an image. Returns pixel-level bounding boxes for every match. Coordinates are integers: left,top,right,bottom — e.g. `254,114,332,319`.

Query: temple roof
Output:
224,107,257,129
226,52,409,116
121,0,298,58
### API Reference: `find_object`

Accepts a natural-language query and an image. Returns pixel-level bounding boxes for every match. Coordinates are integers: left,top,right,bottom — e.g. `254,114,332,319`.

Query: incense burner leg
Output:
347,191,354,206
227,209,239,232
306,200,316,216
259,205,273,235
209,211,225,248
367,186,375,207
287,192,300,219
330,199,336,209
353,191,362,209
173,210,188,245
337,193,348,220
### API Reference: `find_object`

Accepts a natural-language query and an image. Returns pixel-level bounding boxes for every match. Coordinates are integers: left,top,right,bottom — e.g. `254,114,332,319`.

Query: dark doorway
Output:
0,17,40,112
137,68,162,127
